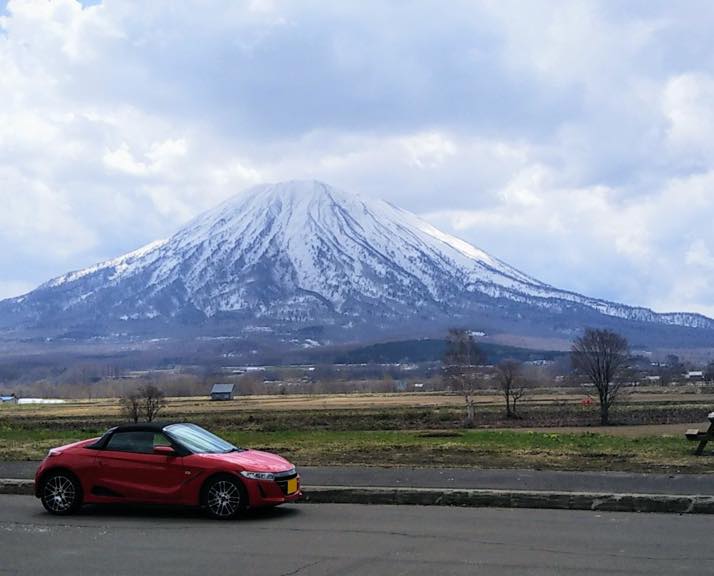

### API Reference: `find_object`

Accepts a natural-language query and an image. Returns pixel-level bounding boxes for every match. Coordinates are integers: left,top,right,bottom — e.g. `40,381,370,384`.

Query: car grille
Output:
274,470,298,495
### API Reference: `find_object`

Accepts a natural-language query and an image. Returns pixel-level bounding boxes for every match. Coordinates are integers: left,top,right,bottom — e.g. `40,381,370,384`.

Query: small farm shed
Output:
210,383,235,401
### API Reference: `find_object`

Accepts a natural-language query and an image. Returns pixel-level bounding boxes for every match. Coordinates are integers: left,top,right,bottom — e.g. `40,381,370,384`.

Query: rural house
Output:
210,383,235,401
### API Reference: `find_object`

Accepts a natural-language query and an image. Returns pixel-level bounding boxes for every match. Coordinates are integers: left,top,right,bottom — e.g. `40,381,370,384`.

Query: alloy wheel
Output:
42,475,77,514
206,479,241,518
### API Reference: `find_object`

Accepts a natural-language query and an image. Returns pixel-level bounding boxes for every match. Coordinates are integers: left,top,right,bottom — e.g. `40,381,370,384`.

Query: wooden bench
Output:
686,412,714,455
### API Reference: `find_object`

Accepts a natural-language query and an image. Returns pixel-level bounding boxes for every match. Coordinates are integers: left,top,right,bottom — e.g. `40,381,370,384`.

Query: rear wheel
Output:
202,475,246,519
40,472,83,515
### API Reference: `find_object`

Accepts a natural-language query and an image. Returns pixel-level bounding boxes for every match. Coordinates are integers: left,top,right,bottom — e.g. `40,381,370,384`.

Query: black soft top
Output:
110,422,181,434
88,422,187,450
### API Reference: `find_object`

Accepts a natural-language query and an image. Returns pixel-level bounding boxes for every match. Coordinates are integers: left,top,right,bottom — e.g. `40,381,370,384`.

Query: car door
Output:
93,430,187,502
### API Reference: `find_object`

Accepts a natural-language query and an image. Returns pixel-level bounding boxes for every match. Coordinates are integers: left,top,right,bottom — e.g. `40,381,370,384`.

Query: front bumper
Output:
33,459,49,497
243,473,302,507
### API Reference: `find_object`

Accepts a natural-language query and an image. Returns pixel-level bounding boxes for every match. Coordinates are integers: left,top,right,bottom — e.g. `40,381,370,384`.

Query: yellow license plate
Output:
287,478,298,494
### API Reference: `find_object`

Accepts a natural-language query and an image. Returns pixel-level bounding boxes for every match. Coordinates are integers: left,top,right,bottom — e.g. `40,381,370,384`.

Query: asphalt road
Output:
3,461,714,495
0,495,711,575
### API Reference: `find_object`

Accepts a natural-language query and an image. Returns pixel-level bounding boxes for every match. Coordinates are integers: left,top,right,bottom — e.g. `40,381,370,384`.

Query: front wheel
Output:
202,476,246,519
40,472,83,515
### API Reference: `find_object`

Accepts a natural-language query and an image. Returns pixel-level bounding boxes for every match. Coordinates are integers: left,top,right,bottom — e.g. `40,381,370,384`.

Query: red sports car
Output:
34,422,301,519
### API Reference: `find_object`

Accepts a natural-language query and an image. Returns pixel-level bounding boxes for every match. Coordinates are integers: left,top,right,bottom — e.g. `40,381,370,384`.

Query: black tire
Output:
40,471,83,515
201,475,246,520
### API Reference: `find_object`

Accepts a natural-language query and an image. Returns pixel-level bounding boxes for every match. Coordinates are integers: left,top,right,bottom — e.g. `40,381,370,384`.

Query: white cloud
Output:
0,0,713,320
0,167,96,258
103,143,148,175
686,240,714,271
0,281,36,300
425,168,714,316
103,138,189,176
663,73,714,161
401,132,457,169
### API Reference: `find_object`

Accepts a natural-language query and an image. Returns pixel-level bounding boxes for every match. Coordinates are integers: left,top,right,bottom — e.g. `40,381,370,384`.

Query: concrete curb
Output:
300,486,714,514
0,479,33,495
5,479,714,514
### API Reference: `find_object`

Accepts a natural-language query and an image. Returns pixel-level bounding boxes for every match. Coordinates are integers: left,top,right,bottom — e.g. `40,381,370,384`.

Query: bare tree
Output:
120,391,141,423
571,328,630,425
442,328,484,427
704,361,714,384
139,384,167,422
496,359,527,418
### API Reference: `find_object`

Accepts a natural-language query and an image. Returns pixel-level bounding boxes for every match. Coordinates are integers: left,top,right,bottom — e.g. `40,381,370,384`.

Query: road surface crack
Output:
279,559,323,576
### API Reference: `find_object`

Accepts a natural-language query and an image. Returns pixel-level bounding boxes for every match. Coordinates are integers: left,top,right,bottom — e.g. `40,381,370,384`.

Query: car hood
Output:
196,449,294,473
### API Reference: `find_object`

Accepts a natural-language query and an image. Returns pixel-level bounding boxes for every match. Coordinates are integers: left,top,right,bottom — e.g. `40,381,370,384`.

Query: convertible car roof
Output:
109,422,183,434
88,422,193,451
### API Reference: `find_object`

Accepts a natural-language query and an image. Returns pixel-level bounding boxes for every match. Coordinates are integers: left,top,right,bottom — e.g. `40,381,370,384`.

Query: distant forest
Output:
330,339,566,365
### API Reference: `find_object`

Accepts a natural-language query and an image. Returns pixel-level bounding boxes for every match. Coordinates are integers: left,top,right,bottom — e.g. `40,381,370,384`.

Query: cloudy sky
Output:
2,0,714,316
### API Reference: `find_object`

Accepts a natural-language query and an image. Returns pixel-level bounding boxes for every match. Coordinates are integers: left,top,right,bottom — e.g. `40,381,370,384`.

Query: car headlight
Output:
240,471,275,481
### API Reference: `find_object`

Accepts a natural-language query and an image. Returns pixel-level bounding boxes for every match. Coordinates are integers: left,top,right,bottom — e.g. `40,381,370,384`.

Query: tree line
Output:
443,326,631,426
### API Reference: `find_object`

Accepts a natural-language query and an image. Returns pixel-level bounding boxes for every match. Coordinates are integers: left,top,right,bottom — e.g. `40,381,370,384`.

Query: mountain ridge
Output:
2,180,713,347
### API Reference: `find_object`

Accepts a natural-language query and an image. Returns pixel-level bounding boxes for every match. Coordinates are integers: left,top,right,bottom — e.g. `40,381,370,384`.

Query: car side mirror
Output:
154,445,176,457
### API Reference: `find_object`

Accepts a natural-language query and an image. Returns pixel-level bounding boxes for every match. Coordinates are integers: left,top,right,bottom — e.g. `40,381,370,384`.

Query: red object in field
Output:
581,396,593,406
34,422,301,519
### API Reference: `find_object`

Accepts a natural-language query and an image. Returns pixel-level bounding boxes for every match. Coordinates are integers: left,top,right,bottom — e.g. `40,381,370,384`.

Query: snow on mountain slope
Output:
2,180,713,334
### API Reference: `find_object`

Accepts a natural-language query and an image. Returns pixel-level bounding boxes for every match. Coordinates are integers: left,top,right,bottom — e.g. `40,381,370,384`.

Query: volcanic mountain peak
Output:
2,179,713,345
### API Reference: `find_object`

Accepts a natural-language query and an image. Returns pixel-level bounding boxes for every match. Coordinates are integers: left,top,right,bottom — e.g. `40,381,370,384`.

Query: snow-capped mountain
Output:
2,180,713,344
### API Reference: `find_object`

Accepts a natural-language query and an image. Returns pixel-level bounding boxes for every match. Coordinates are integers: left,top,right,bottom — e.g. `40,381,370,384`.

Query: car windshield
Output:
164,423,241,454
